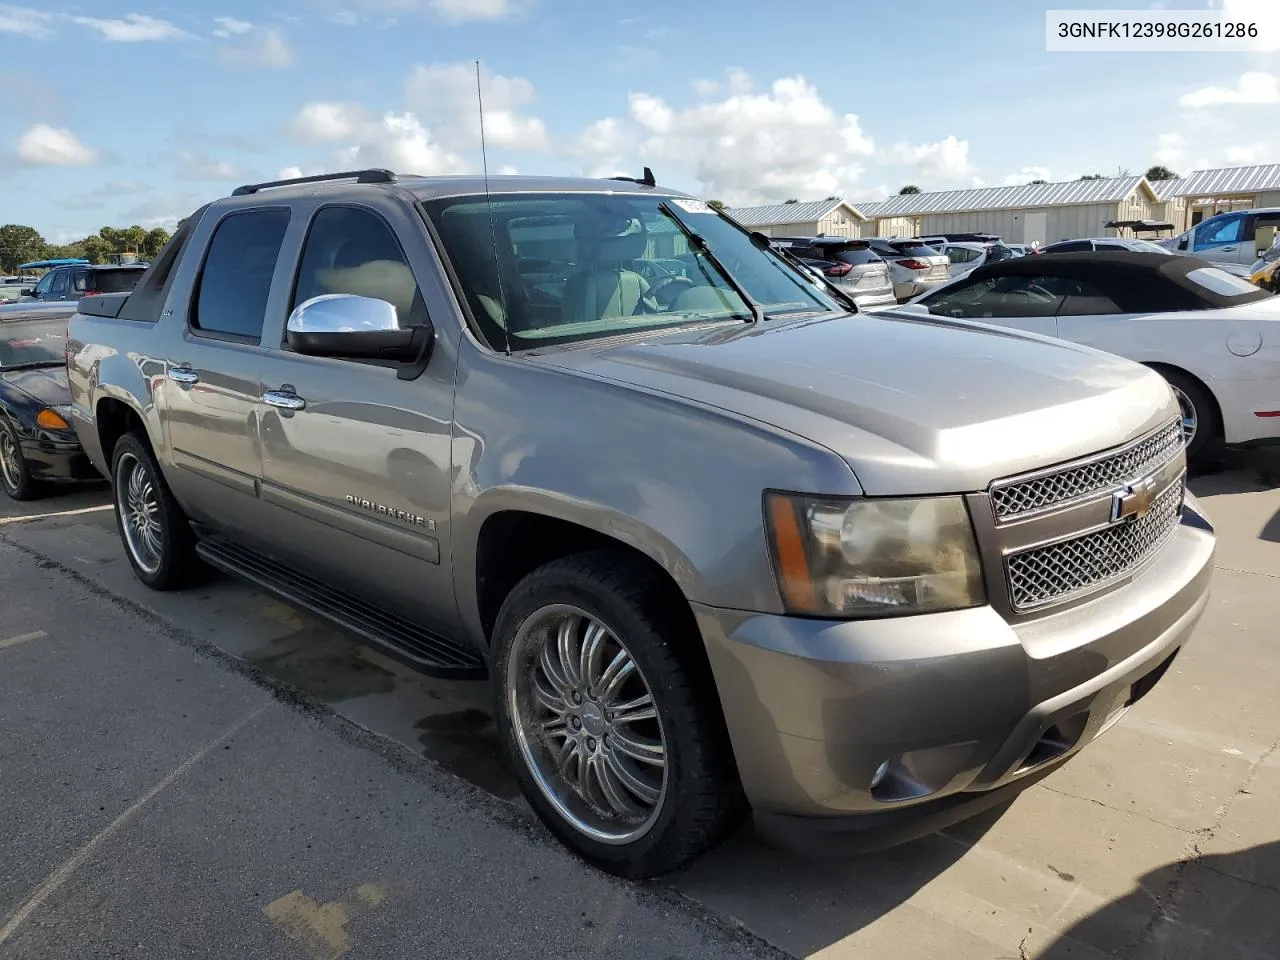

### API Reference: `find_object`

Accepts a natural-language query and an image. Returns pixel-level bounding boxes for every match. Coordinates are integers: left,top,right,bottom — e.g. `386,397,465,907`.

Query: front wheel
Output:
492,550,744,878
111,431,202,590
0,423,50,501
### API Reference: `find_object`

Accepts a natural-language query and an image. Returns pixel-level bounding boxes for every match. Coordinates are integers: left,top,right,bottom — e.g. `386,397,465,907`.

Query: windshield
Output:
0,318,67,368
824,243,881,266
887,240,940,258
422,193,841,349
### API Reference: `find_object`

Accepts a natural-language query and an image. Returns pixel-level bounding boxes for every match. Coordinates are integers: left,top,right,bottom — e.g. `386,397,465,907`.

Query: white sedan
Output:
891,251,1280,464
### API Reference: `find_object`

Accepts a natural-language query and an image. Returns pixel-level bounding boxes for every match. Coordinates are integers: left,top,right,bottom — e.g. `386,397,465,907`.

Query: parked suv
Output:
67,169,1214,879
22,262,146,303
866,238,952,301
772,237,896,309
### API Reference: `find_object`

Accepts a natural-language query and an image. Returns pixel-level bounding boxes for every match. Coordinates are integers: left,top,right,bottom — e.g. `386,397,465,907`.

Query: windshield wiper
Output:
757,238,860,313
658,201,765,324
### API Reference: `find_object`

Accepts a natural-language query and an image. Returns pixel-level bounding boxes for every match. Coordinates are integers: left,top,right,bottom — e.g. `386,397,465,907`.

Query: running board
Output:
195,537,486,679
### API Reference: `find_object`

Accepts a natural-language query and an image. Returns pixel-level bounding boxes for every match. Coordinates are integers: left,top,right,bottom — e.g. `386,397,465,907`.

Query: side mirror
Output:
286,294,434,374
20,288,33,297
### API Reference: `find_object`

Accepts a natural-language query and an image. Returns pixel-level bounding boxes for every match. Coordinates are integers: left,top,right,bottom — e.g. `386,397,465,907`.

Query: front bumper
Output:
20,435,102,483
694,495,1215,854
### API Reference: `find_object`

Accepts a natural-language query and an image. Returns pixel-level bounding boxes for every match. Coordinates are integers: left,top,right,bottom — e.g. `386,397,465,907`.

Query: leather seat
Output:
561,218,653,325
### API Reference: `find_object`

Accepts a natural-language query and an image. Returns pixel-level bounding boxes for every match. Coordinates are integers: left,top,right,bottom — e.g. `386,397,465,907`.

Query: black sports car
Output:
0,315,101,500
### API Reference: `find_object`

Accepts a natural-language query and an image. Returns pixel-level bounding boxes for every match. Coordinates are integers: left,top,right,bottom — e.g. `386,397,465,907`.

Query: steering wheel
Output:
647,275,695,305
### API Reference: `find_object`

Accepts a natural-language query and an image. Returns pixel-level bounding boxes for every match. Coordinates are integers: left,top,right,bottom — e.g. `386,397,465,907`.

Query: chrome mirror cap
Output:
286,293,399,335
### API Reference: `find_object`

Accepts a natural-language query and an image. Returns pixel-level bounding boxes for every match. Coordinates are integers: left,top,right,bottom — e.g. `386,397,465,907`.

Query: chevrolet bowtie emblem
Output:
1112,478,1158,523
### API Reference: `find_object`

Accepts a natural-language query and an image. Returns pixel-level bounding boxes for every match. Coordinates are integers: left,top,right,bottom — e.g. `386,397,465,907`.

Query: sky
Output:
0,0,1277,241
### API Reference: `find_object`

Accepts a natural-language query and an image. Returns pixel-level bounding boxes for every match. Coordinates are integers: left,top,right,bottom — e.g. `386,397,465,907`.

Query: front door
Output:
158,206,290,537
256,203,456,635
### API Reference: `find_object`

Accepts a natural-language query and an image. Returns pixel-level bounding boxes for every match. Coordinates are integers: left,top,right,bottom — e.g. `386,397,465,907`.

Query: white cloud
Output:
175,149,247,181
1210,0,1280,51
1224,142,1273,164
288,102,469,175
277,166,305,179
0,5,53,38
17,124,99,166
579,72,874,205
1002,165,1051,186
71,13,192,42
884,135,978,187
1179,71,1280,109
427,0,523,21
218,26,294,68
1153,131,1187,168
123,192,208,230
404,62,548,150
213,16,253,36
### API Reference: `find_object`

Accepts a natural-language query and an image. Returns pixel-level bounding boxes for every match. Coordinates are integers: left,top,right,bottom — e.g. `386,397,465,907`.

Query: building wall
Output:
750,219,820,238
816,212,860,237
1152,197,1188,233
868,216,917,238
916,202,1142,243
1258,191,1280,208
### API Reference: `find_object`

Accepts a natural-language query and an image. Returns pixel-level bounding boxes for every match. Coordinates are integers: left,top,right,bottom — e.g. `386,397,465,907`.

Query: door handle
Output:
1221,246,1237,252
263,390,306,411
168,367,200,385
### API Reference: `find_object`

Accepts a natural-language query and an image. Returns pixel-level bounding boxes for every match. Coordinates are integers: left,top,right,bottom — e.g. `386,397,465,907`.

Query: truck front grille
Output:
990,419,1184,521
1005,472,1185,610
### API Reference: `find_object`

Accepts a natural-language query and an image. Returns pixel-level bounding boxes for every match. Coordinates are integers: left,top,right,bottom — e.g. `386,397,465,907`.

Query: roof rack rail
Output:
608,166,656,188
231,168,398,197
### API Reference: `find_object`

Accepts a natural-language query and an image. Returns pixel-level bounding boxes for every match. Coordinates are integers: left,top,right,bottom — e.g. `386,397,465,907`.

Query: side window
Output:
1196,213,1243,246
192,208,290,341
34,273,54,297
49,270,70,296
72,271,90,292
291,206,423,329
1055,279,1123,317
1049,240,1090,253
1250,214,1280,251
1094,242,1126,251
926,275,1064,318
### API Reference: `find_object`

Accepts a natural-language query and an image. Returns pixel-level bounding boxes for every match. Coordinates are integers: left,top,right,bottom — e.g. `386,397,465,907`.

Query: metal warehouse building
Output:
1152,164,1280,233
722,199,870,238
854,176,1159,244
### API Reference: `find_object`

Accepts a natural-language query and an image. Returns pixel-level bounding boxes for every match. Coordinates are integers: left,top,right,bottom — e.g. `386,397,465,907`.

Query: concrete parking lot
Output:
1,452,1278,959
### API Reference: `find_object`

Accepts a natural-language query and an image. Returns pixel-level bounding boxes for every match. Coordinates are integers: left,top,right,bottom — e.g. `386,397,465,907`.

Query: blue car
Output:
0,314,101,500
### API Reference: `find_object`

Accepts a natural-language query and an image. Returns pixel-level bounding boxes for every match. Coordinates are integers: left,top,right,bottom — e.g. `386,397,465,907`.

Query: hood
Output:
0,365,71,408
532,312,1177,495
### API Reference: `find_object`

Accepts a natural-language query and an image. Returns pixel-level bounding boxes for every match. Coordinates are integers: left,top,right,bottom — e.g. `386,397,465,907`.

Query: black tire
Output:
1152,367,1221,467
110,430,203,590
0,422,51,501
491,549,745,878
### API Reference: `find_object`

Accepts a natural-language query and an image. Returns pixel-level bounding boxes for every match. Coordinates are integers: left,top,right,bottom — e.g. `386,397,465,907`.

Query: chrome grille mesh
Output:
990,420,1184,521
1006,475,1185,610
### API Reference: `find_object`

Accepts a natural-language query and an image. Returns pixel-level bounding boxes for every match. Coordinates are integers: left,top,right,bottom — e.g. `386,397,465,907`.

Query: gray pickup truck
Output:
66,169,1216,878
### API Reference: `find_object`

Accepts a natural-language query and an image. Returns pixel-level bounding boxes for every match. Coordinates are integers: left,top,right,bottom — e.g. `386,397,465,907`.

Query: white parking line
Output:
0,630,47,650
0,505,114,527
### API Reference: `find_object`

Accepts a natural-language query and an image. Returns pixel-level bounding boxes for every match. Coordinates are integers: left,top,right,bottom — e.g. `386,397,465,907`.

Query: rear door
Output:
158,206,289,537
256,200,458,634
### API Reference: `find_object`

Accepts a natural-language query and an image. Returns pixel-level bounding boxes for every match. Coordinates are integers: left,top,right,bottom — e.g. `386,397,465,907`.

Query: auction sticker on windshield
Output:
671,199,714,214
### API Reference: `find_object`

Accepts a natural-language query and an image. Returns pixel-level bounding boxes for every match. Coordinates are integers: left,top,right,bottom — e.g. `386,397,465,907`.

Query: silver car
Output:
867,237,952,301
775,237,896,310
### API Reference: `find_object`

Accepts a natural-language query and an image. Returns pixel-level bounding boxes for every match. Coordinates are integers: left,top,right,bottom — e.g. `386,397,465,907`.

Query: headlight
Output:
764,492,986,618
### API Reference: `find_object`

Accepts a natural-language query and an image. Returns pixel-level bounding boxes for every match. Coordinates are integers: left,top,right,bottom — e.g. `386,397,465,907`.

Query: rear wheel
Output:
0,423,50,501
492,549,744,878
111,431,202,589
1154,367,1221,467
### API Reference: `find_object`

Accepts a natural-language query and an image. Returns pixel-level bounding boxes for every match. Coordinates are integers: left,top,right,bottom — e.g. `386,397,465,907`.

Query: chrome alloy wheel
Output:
1171,384,1198,448
507,604,668,844
117,452,163,575
0,432,20,492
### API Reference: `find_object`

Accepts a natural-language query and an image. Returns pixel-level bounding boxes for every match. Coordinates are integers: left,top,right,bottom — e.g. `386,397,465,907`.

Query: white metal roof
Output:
725,198,868,227
855,176,1154,219
1151,164,1280,201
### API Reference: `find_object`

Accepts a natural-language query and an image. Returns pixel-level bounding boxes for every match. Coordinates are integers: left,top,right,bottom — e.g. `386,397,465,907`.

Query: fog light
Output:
869,760,890,790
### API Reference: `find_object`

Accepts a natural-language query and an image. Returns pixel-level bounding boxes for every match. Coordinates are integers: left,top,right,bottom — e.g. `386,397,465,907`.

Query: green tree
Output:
898,185,921,195
1078,174,1105,180
1029,179,1048,184
706,200,726,212
45,242,87,262
1145,164,1178,181
0,224,48,273
81,235,114,264
142,227,172,258
784,198,799,204
121,225,147,255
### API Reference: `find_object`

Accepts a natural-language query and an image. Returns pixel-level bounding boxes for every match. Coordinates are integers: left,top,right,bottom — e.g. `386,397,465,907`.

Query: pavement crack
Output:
1039,785,1195,835
1212,564,1280,580
1126,733,1280,956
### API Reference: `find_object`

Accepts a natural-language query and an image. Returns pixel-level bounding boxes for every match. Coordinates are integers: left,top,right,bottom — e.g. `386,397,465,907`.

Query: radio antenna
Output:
476,60,511,356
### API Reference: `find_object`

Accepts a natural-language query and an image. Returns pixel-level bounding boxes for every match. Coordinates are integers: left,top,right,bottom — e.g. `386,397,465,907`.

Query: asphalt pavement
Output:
1,450,1279,959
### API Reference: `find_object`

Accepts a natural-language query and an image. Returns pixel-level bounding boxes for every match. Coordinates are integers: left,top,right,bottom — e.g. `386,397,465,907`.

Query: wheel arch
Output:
1141,362,1225,439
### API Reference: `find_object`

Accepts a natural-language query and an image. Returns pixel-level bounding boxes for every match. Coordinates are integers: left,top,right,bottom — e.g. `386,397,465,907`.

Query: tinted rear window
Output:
821,244,880,266
889,241,939,257
84,268,144,294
